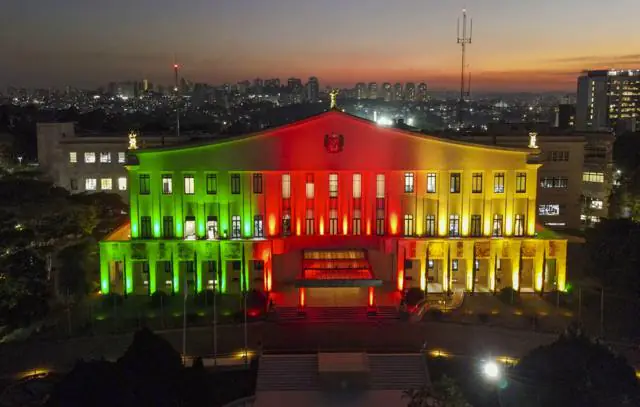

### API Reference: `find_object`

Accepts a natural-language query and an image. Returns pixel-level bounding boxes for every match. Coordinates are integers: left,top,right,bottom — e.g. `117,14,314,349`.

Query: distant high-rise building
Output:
405,83,416,102
237,80,251,95
576,69,640,132
417,83,428,102
382,83,392,102
253,78,264,94
555,104,576,130
368,82,378,100
355,83,367,100
393,83,403,101
306,77,319,103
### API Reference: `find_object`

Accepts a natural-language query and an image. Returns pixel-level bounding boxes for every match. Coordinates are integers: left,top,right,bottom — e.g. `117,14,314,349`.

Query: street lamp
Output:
482,360,501,381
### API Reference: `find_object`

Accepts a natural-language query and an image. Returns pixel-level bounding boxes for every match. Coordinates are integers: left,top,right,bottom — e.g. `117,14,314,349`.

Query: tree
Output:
57,238,100,298
500,327,640,407
610,131,640,219
0,249,49,326
403,376,469,407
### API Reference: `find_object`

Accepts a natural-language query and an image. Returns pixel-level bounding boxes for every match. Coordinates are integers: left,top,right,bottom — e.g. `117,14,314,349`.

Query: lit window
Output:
184,216,196,240
514,214,525,237
353,173,361,198
254,215,264,237
376,174,385,198
492,214,503,237
162,175,173,194
540,177,568,188
450,173,461,193
425,215,436,236
100,152,111,163
404,173,414,193
306,174,314,199
282,174,291,198
494,173,505,193
404,214,414,236
472,173,483,193
84,152,96,163
582,172,604,183
118,177,127,191
118,152,126,164
206,216,218,239
426,173,436,193
549,151,570,161
449,214,460,237
516,172,527,193
100,178,112,190
231,215,241,239
538,204,560,216
329,173,338,197
590,199,604,210
69,152,77,163
85,178,97,191
184,175,195,195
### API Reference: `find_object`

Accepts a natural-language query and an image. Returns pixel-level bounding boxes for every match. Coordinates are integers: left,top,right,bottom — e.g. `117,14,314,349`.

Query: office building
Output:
405,83,416,102
306,77,319,103
368,83,378,100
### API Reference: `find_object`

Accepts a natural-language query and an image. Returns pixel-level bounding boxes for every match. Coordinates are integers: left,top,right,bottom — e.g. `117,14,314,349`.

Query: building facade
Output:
99,111,567,307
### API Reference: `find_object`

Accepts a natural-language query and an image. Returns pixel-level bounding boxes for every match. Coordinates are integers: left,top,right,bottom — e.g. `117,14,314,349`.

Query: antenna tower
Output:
457,9,472,128
173,58,180,139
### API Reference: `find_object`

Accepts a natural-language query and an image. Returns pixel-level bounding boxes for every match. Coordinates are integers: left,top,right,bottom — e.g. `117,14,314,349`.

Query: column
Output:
465,241,473,292
419,250,427,292
511,240,521,291
172,247,181,294
195,248,203,293
533,241,544,292
396,242,404,291
368,286,375,307
100,252,110,294
556,241,567,292
443,241,450,293
221,258,228,293
148,249,157,294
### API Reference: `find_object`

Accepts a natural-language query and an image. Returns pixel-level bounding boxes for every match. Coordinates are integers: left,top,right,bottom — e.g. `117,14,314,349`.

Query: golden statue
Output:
128,131,138,150
329,89,339,110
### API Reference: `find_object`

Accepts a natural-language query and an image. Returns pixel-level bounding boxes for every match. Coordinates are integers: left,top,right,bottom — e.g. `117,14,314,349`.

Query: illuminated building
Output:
577,69,640,133
367,82,378,100
405,83,416,102
417,83,428,102
99,109,567,306
306,77,320,103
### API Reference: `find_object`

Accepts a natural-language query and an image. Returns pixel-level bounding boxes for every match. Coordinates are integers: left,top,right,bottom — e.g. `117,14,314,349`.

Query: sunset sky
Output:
2,0,639,91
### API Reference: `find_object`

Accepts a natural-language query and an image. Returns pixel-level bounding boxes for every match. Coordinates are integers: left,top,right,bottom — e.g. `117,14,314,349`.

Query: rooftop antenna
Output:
457,8,472,129
173,56,180,140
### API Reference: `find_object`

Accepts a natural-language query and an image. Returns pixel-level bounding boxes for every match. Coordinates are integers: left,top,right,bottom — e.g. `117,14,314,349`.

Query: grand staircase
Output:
274,306,398,323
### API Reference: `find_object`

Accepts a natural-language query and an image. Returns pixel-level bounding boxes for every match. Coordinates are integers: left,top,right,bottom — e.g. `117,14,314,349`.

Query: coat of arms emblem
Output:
324,133,344,153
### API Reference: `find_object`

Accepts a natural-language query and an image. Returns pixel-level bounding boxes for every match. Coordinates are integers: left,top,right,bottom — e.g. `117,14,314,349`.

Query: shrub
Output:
101,293,124,308
194,290,215,307
245,289,267,311
405,287,425,306
497,287,520,305
150,291,170,309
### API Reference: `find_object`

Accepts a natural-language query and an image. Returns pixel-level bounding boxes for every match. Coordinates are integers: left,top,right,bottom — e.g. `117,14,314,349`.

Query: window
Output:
282,212,291,236
85,178,97,191
163,216,174,238
231,215,241,239
101,178,112,190
492,214,503,237
404,172,414,193
254,215,264,237
425,215,436,236
540,177,568,188
376,174,385,198
306,174,315,199
282,174,291,198
70,178,78,191
514,214,525,237
206,174,217,194
539,204,560,216
449,214,460,237
353,173,362,198
494,173,505,193
162,175,173,194
139,174,150,194
184,175,195,195
450,173,461,193
427,173,437,193
470,215,482,237
352,209,361,235
118,152,126,164
69,152,77,163
206,216,218,239
516,172,527,193
329,209,338,235
118,177,127,191
184,216,196,240
329,173,338,197
404,214,414,236
306,209,315,235
582,172,604,183
550,151,570,161
452,260,459,272
376,199,385,236
253,173,263,194
84,152,96,163
590,199,604,210
100,152,111,163
230,174,240,194
140,216,152,238
472,173,483,193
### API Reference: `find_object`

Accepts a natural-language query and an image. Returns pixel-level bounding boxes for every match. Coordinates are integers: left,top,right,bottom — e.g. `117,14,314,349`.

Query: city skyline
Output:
2,0,639,91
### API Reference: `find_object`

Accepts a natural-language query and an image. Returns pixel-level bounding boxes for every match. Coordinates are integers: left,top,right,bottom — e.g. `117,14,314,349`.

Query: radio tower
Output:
173,60,180,139
457,9,472,129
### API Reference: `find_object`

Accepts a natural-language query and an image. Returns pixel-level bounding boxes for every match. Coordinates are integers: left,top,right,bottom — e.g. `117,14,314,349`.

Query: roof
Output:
132,110,535,156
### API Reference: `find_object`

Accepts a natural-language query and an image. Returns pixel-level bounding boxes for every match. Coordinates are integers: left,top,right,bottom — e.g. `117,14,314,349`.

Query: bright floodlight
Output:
482,361,501,380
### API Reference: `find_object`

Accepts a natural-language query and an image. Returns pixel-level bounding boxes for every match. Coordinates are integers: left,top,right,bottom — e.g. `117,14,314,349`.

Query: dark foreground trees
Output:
500,326,640,407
